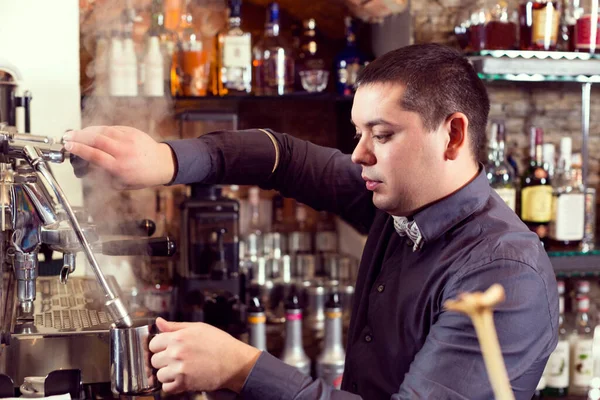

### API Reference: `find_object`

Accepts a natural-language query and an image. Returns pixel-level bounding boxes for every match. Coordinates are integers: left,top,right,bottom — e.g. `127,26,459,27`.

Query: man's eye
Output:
354,132,362,141
373,134,391,142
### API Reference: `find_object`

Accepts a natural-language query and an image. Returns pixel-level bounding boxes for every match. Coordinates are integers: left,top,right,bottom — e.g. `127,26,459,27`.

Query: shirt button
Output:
364,334,372,342
377,284,385,293
352,382,358,391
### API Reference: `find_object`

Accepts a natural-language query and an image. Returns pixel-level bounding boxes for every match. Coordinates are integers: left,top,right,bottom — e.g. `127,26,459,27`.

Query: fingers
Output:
64,126,124,158
149,332,171,354
156,317,192,333
64,141,118,174
156,362,183,384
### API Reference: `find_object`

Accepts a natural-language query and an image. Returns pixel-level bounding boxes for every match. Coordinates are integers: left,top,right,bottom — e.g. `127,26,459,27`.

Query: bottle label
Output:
325,311,342,319
494,187,516,212
248,315,266,324
546,340,569,388
575,14,600,50
286,313,302,321
521,185,553,222
532,6,560,46
223,35,252,68
550,193,585,241
573,338,594,387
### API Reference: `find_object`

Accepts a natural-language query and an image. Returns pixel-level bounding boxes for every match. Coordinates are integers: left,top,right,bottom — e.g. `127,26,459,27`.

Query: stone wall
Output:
411,1,600,187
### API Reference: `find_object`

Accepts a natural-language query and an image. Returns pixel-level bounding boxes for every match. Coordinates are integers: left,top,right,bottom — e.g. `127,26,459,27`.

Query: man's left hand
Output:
149,317,261,394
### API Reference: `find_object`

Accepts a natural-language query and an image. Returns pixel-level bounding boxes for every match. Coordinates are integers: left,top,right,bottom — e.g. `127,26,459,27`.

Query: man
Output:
64,44,558,399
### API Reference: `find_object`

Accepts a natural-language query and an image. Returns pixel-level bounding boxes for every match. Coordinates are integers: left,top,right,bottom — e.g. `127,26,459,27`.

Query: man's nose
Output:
351,137,376,166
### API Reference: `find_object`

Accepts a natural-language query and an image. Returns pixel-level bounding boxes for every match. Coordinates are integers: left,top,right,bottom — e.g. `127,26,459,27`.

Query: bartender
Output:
64,43,558,399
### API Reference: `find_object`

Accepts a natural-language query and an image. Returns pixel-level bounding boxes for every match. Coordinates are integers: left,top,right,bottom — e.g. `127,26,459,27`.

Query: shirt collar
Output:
411,165,490,246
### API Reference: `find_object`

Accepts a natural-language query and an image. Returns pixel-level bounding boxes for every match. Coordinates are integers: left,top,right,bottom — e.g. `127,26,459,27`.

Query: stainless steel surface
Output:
0,276,118,385
21,144,131,328
14,252,37,307
110,319,160,396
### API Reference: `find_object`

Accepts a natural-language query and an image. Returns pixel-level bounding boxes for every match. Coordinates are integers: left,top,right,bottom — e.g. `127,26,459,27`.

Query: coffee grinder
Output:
175,184,245,335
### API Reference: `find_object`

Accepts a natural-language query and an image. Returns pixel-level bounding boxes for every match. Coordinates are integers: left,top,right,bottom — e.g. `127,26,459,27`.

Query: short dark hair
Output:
356,43,490,160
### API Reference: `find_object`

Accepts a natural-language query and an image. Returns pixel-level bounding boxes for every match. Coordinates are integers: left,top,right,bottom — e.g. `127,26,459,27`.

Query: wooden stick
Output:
444,284,515,400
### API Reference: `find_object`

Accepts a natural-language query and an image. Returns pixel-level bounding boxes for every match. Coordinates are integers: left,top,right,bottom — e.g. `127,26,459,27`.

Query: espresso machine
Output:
0,61,175,398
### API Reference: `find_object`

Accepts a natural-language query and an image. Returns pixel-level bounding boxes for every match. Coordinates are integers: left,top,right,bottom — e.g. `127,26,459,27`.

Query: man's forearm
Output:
242,352,362,400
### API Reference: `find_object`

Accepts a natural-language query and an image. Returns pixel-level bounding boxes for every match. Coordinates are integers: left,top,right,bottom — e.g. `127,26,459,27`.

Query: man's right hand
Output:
63,126,176,189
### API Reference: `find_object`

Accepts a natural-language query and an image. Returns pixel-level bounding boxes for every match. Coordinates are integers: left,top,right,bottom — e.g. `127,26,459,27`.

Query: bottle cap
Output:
285,287,302,310
248,296,265,313
326,292,341,309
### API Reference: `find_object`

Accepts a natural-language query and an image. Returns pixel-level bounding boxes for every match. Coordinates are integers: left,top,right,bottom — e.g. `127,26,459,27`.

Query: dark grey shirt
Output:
166,129,558,400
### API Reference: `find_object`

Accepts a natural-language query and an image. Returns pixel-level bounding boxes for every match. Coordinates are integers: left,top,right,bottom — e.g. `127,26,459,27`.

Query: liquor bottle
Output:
264,193,287,260
288,201,312,254
548,137,585,250
146,0,177,97
335,17,366,97
570,294,594,395
121,5,139,98
280,292,311,375
484,0,519,50
519,1,562,51
245,186,264,262
543,281,569,396
217,0,252,96
108,25,125,97
520,127,553,242
316,293,346,389
143,36,165,97
574,0,600,53
315,211,338,253
486,121,517,212
295,18,326,91
247,296,267,352
253,2,295,96
176,0,209,96
543,143,556,181
560,0,583,51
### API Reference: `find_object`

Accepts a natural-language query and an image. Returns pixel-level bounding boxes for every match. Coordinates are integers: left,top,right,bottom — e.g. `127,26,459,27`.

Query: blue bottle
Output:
334,17,366,97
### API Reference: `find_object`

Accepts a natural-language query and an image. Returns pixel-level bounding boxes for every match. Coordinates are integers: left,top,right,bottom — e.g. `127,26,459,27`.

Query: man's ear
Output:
443,113,469,161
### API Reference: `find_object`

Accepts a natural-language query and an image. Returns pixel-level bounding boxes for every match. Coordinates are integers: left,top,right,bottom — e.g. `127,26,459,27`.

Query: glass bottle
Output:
335,17,366,97
176,0,209,96
519,0,562,50
217,0,252,96
147,0,177,96
486,121,517,212
548,137,585,250
570,294,594,395
253,2,295,96
295,18,326,92
484,0,519,50
520,127,553,242
543,280,570,396
574,0,599,53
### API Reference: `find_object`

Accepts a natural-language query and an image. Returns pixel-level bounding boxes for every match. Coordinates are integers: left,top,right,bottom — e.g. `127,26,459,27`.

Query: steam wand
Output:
21,144,132,328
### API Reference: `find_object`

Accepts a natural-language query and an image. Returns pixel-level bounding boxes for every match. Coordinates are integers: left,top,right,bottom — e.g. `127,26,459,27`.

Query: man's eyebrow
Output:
351,118,397,128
